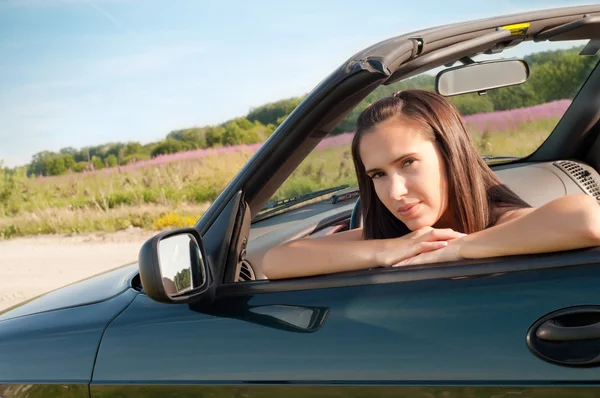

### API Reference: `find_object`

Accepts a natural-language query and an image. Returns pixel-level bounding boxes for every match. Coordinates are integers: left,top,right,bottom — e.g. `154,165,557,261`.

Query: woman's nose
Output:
389,174,408,200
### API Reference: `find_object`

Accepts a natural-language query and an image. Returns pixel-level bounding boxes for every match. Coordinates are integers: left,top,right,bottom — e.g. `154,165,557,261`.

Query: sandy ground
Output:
0,227,157,312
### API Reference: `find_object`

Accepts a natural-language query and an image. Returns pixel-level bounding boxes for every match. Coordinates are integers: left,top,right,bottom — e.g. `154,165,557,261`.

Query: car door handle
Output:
527,306,600,367
536,319,600,341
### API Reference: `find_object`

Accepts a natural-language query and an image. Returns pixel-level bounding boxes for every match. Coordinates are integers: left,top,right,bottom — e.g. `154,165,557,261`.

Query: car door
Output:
90,248,600,397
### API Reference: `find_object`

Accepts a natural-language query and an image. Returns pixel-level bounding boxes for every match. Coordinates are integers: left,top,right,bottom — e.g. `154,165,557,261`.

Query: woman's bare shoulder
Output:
494,207,535,226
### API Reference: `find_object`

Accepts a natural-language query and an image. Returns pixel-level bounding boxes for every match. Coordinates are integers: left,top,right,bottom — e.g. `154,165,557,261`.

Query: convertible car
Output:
2,5,600,397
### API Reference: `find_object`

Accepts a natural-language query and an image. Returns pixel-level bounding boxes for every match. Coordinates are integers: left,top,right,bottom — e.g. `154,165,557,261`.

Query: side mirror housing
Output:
138,227,212,304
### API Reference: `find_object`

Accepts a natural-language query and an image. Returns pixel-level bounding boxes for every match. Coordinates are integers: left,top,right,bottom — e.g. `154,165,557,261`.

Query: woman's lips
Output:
397,202,421,218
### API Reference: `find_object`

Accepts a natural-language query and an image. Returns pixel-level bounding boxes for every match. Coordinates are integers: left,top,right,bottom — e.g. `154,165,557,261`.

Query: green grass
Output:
469,118,558,157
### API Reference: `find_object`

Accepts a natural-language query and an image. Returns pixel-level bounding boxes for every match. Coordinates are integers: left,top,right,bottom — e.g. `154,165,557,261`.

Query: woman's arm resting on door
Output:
460,193,600,259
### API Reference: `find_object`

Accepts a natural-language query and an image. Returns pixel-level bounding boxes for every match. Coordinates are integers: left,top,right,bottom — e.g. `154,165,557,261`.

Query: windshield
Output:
264,40,599,207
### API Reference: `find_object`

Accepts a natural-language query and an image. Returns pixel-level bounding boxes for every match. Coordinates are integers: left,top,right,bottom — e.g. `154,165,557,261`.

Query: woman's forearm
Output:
459,194,600,259
263,236,391,280
263,227,464,279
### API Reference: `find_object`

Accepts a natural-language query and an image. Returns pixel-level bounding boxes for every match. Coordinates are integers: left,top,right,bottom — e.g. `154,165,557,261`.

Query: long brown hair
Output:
351,89,530,240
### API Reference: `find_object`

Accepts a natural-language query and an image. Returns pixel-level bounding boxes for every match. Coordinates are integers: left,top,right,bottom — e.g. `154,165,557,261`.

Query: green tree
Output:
205,126,225,147
73,148,90,162
249,120,275,141
122,142,145,157
167,128,207,149
62,154,76,171
92,156,104,170
72,161,88,173
105,142,125,159
221,123,245,146
233,117,254,130
150,139,188,157
44,154,75,176
486,84,539,110
529,52,598,102
47,157,67,176
173,269,191,291
59,147,78,158
105,154,118,167
28,151,54,176
247,97,305,126
449,93,495,115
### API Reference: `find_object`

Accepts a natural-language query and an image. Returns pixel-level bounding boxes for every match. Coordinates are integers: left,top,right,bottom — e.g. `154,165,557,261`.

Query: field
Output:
0,100,570,239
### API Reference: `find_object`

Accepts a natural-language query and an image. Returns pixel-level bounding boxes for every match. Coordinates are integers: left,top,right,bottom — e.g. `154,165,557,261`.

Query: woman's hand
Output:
264,225,466,280
379,227,466,267
392,237,465,267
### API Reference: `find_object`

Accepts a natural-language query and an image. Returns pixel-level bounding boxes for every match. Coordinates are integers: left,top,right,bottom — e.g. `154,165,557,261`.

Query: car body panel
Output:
0,263,139,322
92,261,600,392
0,288,138,385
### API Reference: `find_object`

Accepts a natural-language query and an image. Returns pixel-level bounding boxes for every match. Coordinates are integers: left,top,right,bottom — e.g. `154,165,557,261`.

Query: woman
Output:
263,89,600,280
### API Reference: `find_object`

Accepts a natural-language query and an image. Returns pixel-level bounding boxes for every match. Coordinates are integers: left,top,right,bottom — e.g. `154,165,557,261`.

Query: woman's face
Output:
359,117,451,231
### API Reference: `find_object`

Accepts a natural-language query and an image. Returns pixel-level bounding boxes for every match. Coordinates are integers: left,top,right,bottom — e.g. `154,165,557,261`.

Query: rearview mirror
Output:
436,59,529,97
138,227,211,304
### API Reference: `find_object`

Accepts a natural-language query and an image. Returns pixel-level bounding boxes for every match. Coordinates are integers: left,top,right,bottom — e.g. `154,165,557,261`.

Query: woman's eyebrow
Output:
365,152,417,174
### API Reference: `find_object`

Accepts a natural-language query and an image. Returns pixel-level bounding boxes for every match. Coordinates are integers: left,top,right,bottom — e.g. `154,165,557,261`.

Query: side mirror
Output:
436,59,529,97
138,227,212,304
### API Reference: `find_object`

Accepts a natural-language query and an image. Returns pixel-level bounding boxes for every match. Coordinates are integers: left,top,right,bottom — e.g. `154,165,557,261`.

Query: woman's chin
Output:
404,218,435,231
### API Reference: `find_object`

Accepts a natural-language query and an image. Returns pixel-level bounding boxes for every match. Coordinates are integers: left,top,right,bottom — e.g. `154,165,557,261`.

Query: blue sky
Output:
0,0,595,167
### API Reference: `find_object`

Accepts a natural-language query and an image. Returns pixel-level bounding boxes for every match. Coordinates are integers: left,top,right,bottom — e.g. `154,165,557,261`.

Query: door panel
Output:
91,262,600,396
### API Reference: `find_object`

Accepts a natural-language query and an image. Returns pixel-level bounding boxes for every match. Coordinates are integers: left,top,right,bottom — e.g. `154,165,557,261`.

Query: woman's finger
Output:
412,240,448,256
421,229,466,242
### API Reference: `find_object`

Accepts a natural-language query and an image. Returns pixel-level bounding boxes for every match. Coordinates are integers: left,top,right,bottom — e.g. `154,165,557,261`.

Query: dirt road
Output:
0,227,156,312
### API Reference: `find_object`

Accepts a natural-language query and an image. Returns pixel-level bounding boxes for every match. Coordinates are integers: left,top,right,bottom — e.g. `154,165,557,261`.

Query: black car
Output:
3,5,600,398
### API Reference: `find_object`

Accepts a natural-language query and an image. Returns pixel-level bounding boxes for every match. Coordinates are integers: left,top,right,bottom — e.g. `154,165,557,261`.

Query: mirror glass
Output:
436,59,529,96
157,233,203,296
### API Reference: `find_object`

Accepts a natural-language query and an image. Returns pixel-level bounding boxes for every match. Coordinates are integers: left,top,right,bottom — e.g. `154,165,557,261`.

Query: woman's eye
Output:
370,172,384,179
402,158,416,168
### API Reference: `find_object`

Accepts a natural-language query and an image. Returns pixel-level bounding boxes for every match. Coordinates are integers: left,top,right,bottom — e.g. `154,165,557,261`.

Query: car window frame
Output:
216,245,600,298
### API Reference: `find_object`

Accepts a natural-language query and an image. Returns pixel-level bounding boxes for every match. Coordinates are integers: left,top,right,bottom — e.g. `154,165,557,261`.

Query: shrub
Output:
152,212,196,230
